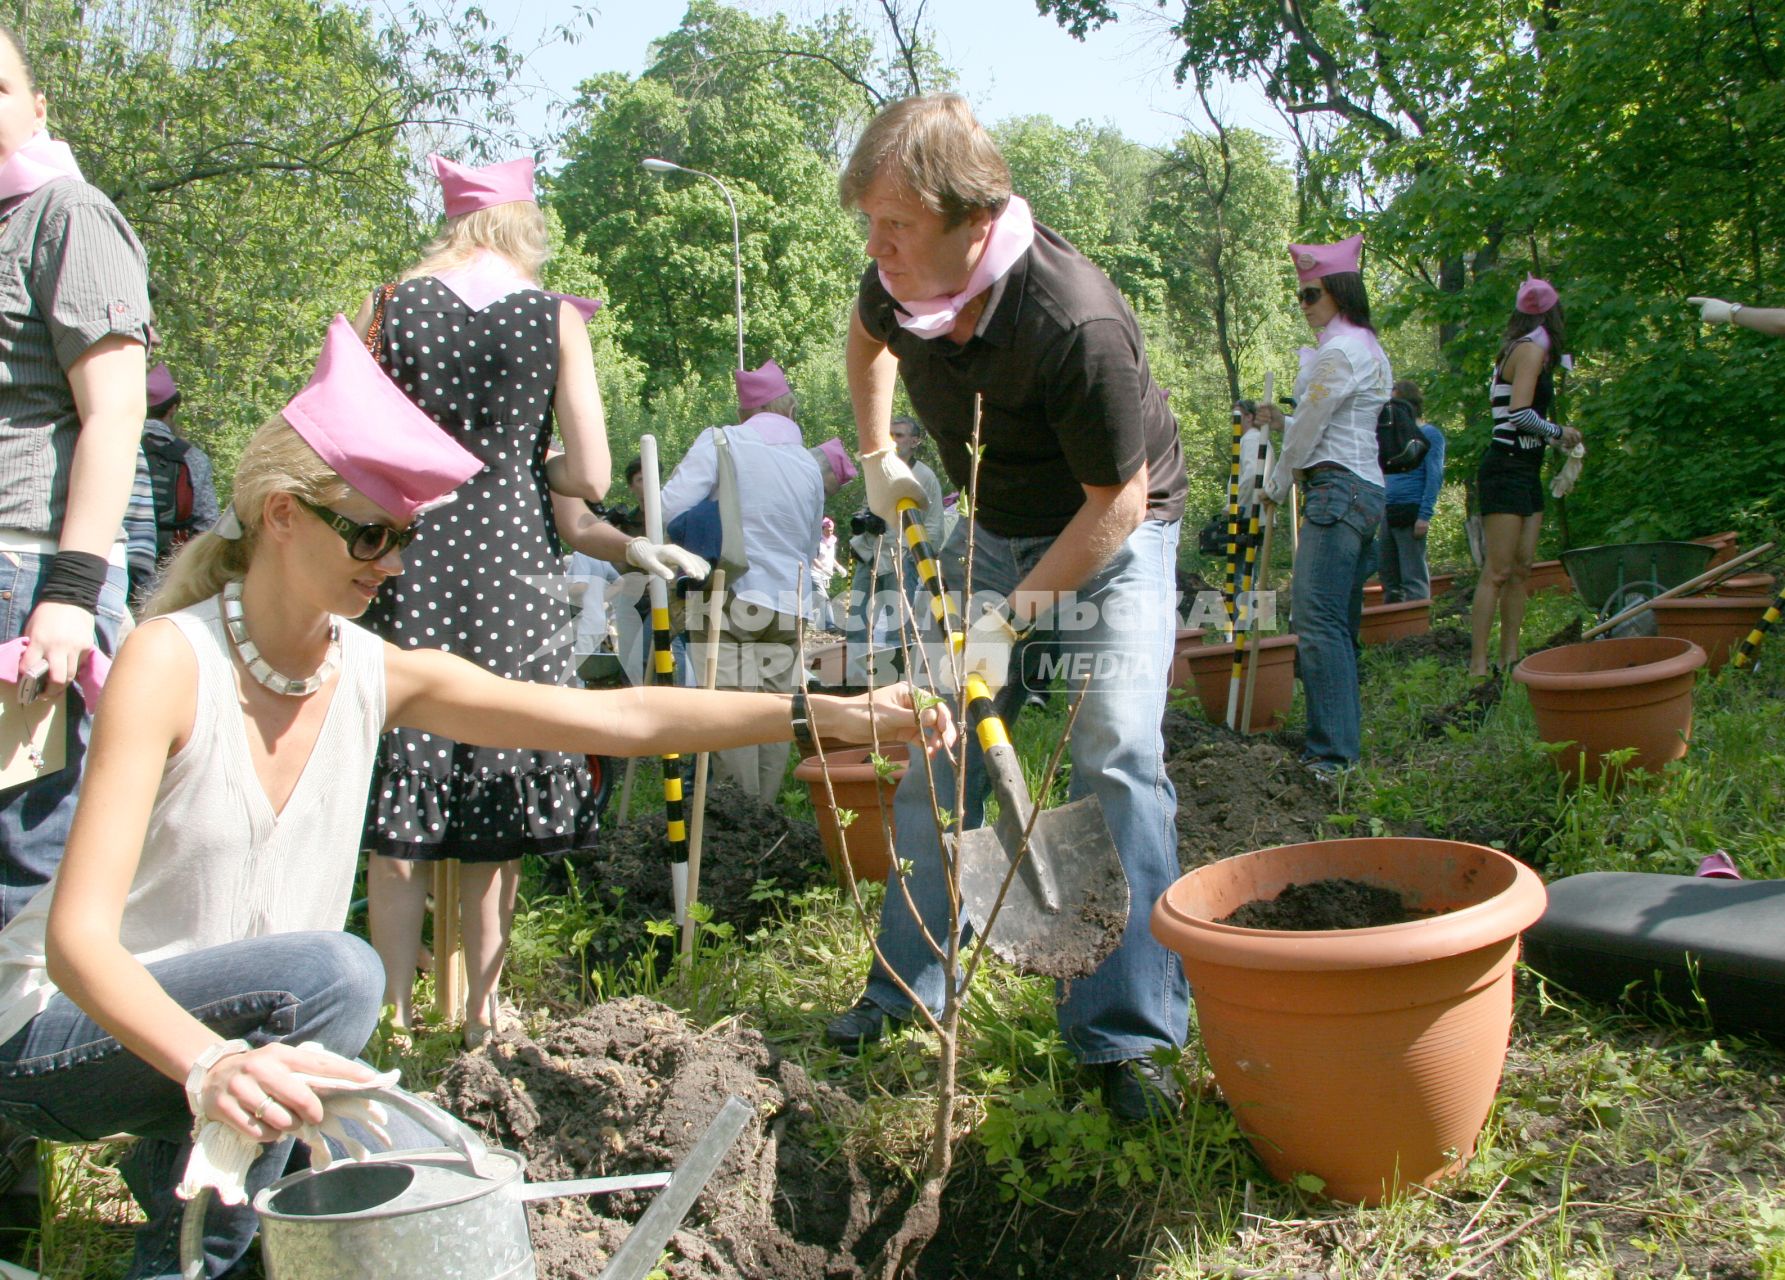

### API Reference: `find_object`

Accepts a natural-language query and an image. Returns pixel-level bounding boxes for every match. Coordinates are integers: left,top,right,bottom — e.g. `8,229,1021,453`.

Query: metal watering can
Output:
180,1089,752,1280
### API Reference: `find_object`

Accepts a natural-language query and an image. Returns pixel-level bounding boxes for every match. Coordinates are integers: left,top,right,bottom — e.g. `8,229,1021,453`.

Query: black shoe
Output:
824,997,905,1052
1102,1057,1181,1123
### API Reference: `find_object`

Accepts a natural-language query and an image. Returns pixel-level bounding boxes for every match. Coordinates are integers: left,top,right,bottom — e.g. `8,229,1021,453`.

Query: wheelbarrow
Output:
179,1089,752,1280
1559,542,1715,638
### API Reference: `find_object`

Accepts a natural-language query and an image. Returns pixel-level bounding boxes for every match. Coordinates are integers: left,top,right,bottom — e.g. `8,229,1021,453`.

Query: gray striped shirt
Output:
0,179,153,533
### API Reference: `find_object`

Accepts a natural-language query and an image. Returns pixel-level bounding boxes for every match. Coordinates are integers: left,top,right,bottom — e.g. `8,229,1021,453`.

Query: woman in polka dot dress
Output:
352,154,611,1042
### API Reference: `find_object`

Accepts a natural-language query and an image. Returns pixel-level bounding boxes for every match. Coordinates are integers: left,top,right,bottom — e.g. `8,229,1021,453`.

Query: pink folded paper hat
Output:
430,153,537,219
1288,233,1364,283
735,360,792,414
146,362,179,409
1516,275,1559,315
1696,850,1742,880
815,437,858,485
281,316,484,522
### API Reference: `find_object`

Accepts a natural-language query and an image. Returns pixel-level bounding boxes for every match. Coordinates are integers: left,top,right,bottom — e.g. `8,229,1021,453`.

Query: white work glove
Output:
861,447,927,525
1686,296,1737,325
179,1051,400,1207
624,537,710,581
960,601,1022,698
1551,443,1586,498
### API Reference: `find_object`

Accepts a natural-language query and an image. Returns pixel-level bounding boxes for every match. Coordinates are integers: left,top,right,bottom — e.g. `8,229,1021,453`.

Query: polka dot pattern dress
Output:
360,277,595,862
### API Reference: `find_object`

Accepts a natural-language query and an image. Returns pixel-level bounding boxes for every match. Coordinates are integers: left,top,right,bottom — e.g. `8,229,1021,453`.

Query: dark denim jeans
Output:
0,551,131,925
1291,469,1385,767
0,932,384,1279
863,517,1187,1065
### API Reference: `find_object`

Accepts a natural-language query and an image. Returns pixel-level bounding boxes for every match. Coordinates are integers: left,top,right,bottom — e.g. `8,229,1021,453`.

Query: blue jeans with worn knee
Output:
0,931,385,1279
0,552,131,925
863,517,1187,1065
1291,468,1385,767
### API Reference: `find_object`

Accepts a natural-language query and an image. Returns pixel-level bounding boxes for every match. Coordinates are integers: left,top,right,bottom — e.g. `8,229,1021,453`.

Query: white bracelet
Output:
1731,302,1746,324
184,1039,250,1117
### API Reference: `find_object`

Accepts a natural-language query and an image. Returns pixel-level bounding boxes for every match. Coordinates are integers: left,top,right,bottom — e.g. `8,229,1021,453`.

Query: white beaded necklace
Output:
220,580,341,697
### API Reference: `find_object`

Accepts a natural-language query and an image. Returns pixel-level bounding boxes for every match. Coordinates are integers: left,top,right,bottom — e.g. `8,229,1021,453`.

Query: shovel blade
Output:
954,795,1130,980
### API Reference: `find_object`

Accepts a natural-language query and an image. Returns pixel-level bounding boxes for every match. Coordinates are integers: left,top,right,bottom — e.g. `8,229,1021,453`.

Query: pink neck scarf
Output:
432,251,602,321
1525,325,1552,353
0,131,83,203
886,196,1035,339
1301,313,1387,374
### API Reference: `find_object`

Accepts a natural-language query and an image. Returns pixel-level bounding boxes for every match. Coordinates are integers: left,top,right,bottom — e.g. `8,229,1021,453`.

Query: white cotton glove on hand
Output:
1687,296,1737,325
178,1052,401,1206
1551,443,1586,498
960,602,1021,698
861,448,927,526
625,538,710,581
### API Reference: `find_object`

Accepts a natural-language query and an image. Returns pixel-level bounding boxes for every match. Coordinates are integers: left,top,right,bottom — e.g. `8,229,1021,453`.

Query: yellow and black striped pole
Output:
1731,581,1785,670
899,497,963,660
1225,434,1270,729
1221,407,1247,641
638,435,689,923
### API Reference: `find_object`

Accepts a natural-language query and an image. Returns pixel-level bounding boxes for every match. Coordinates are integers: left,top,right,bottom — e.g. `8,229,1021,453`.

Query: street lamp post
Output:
641,157,745,370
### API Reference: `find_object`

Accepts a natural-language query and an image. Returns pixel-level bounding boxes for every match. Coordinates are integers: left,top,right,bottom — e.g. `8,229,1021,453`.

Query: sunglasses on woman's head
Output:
1297,286,1326,306
298,498,419,561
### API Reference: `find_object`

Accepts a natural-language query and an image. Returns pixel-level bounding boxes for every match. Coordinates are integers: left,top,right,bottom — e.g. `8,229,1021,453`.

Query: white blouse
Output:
1264,316,1392,504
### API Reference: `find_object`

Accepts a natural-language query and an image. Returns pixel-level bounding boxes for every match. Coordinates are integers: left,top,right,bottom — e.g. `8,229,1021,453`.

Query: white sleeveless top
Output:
0,595,387,1045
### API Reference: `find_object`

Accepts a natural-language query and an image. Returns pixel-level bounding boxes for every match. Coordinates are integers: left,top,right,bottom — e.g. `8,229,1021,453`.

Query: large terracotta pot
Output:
1359,599,1431,645
1651,596,1772,673
1525,559,1571,595
1174,632,1300,732
1693,530,1741,568
1512,636,1707,781
793,746,905,884
1152,837,1548,1205
1362,582,1384,606
1709,572,1776,598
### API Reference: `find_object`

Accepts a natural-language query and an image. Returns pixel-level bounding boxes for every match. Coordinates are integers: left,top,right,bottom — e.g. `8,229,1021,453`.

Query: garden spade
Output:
894,498,1129,981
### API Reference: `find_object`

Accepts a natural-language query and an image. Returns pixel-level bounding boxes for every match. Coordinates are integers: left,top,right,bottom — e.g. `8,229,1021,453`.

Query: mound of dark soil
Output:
1218,877,1413,930
432,997,904,1279
1380,624,1470,663
1163,710,1337,870
555,779,829,966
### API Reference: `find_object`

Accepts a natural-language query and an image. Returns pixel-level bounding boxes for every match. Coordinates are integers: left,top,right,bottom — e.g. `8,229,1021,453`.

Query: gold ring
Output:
252,1096,273,1123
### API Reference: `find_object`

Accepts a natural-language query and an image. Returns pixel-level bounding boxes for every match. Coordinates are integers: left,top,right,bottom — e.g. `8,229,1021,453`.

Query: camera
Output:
849,509,887,537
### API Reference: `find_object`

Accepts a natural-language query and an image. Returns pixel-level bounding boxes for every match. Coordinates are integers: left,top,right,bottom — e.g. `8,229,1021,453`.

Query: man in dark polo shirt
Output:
823,94,1188,1121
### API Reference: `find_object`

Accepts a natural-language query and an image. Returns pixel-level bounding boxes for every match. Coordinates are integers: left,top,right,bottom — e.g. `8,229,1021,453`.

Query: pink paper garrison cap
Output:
735,360,793,414
282,316,483,521
429,153,537,218
814,437,858,485
146,362,179,408
1288,233,1364,283
1516,276,1559,315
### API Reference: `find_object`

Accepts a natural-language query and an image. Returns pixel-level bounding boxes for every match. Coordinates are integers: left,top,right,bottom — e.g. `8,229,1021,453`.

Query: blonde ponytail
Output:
143,417,352,617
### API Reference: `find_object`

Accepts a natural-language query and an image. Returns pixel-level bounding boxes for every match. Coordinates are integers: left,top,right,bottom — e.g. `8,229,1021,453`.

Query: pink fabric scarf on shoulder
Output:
886,196,1035,339
0,132,83,203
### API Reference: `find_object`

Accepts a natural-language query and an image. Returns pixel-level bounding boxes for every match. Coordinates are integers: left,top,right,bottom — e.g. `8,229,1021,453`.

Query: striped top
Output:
1488,336,1558,455
0,181,153,532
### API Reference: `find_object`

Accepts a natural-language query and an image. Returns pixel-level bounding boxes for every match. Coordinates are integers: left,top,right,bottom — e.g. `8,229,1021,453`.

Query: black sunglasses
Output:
1297,286,1326,306
299,498,418,562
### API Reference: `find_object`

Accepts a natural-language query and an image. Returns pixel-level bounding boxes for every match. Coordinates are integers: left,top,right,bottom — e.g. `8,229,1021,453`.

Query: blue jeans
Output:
1370,519,1430,603
1292,469,1385,767
0,551,130,926
0,931,385,1279
864,518,1187,1065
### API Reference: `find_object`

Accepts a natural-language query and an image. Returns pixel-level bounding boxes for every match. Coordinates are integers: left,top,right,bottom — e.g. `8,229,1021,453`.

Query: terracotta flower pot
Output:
793,746,905,884
1152,837,1548,1204
1359,599,1431,645
1651,595,1772,673
1363,582,1384,606
1525,559,1571,595
1428,571,1457,600
1709,572,1776,598
1173,632,1300,732
1693,530,1741,568
1512,635,1707,781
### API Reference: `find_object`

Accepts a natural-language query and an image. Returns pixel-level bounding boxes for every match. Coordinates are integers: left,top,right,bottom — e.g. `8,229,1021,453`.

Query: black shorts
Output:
1477,449,1545,517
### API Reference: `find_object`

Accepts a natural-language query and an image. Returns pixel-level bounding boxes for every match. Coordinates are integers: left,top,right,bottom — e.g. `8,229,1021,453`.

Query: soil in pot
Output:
1218,878,1415,930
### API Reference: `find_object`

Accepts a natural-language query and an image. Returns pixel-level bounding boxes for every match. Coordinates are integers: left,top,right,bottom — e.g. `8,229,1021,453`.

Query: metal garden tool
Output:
894,498,1129,981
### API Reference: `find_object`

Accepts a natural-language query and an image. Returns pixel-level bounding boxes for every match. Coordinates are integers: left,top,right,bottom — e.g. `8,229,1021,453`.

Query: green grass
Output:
27,592,1785,1278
